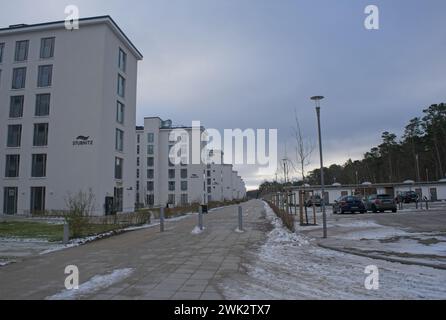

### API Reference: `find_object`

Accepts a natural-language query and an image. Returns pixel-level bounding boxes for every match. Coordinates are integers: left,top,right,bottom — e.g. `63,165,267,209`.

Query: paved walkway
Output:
0,200,269,300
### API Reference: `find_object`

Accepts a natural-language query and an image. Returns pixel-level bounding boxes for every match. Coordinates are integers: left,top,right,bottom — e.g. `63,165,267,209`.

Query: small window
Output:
147,181,154,191
168,181,175,191
33,123,49,147
115,157,123,180
168,169,175,179
181,169,188,179
137,157,140,167
181,181,188,191
40,37,55,59
137,145,140,155
115,129,124,152
147,169,154,179
181,194,188,205
118,48,127,72
35,94,50,116
136,169,140,179
147,133,154,143
116,101,125,124
9,96,24,118
147,145,154,155
117,74,125,98
168,194,175,205
37,65,53,87
147,157,154,167
137,134,140,144
12,67,26,89
14,40,29,62
7,125,22,147
5,155,20,178
0,43,4,63
31,154,47,177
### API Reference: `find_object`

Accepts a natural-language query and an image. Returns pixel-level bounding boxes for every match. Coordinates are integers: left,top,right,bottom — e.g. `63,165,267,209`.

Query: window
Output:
12,67,26,89
147,133,154,143
168,181,175,191
115,157,123,180
117,74,125,98
181,181,188,191
181,169,188,179
7,125,22,147
147,181,154,192
115,129,124,152
137,145,140,155
147,194,154,206
40,37,55,59
30,187,45,214
5,155,20,178
169,169,176,179
116,101,124,124
136,181,140,191
147,157,154,167
14,40,29,62
136,169,140,179
9,96,24,118
181,194,188,205
31,154,47,177
0,43,4,63
137,134,140,144
114,187,123,212
37,65,53,87
3,187,18,215
147,169,154,179
35,94,50,116
168,194,175,205
33,123,49,146
118,48,127,72
137,157,140,167
168,158,175,167
147,145,154,155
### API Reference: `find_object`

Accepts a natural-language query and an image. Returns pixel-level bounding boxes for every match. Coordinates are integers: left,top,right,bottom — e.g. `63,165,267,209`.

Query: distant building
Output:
135,118,246,207
0,16,143,216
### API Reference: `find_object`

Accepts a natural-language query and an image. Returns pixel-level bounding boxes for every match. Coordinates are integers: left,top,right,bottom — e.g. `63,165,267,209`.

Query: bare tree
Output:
292,109,314,182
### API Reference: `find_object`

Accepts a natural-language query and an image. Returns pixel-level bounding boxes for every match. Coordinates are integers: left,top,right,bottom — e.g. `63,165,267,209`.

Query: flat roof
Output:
0,15,143,60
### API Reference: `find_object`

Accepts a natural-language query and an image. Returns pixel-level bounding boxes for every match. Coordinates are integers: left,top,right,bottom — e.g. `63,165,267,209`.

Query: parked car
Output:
365,194,397,213
333,196,366,214
397,191,419,203
305,195,322,207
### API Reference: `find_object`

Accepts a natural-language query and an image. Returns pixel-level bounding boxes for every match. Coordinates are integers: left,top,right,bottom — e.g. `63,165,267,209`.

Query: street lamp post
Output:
311,96,327,239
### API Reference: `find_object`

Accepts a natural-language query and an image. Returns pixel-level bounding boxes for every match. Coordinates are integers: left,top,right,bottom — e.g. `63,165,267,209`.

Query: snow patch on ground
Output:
220,201,446,300
46,268,134,300
191,226,205,235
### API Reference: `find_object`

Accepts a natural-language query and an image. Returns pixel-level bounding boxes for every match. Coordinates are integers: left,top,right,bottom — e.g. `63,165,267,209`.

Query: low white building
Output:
289,180,446,205
0,16,142,216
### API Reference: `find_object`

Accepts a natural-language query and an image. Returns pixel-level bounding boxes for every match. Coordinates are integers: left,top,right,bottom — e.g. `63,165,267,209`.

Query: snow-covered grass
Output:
220,201,446,300
46,268,134,300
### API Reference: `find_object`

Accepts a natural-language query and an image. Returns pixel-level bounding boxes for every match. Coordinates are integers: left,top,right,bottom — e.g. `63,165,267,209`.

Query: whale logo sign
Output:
73,135,93,146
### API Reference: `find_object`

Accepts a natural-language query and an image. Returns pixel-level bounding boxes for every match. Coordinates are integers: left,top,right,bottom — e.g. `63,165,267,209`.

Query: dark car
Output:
397,191,419,203
305,195,322,207
333,196,366,214
365,194,397,213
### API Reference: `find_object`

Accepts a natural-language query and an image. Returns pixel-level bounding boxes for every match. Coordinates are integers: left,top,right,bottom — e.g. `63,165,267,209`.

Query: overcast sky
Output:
2,0,445,189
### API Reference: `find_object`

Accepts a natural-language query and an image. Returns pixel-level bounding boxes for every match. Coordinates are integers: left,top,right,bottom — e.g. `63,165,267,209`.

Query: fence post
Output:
238,206,243,231
63,223,70,244
199,206,204,231
160,207,165,232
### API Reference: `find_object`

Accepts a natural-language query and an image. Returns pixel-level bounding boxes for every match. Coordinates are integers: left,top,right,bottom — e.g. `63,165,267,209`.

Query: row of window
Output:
3,186,46,215
5,154,47,178
6,123,49,148
8,93,51,118
2,65,53,89
0,38,55,64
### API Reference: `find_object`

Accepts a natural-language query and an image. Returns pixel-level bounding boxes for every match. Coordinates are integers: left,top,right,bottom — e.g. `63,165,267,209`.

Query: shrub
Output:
267,201,295,232
65,189,96,238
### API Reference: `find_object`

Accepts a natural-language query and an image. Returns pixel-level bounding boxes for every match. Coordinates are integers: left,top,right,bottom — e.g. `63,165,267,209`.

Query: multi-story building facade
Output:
136,118,246,207
0,16,142,216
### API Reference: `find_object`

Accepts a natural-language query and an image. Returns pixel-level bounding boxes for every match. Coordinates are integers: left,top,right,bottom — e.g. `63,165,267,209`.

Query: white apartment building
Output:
0,16,142,216
135,118,247,207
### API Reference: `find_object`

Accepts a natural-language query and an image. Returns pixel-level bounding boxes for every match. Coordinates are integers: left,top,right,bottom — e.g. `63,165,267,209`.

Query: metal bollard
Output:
160,207,165,232
198,206,204,231
238,206,243,231
63,223,70,244
426,200,429,211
